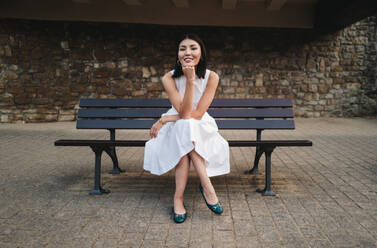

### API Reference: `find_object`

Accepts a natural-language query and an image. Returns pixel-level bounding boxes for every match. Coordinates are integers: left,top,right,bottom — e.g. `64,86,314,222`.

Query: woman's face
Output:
178,39,202,67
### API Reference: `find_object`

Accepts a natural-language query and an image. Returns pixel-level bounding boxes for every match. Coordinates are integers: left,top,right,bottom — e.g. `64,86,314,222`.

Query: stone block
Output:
223,88,235,94
221,78,231,86
105,61,116,69
58,114,75,121
118,59,128,68
112,88,130,96
309,84,318,93
33,98,49,105
0,94,14,106
14,94,32,104
300,85,308,92
0,114,9,122
150,66,157,75
71,85,86,93
4,71,18,80
304,93,312,101
93,68,110,78
146,82,163,91
319,58,326,72
236,88,246,93
132,89,147,97
318,84,328,94
346,83,360,89
142,67,151,78
325,94,334,99
231,81,238,87
60,41,69,50
95,87,110,94
334,78,345,84
306,59,316,72
4,46,11,56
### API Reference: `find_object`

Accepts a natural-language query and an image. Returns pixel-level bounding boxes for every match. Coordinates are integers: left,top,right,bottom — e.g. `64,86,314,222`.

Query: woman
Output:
143,34,230,223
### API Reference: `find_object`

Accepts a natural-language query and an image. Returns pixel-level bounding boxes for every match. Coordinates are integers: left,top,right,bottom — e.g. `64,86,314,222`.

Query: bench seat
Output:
55,139,312,147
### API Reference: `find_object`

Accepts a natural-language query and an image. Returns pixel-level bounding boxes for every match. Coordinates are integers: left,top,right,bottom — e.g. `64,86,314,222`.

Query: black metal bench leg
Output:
104,147,124,174
245,146,263,174
256,146,276,196
90,146,110,195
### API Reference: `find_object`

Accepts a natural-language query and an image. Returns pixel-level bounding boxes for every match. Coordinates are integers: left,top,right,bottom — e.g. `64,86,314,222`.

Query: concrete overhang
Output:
0,0,376,29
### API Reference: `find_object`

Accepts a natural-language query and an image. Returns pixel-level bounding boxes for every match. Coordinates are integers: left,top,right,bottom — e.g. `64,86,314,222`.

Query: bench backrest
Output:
76,98,295,130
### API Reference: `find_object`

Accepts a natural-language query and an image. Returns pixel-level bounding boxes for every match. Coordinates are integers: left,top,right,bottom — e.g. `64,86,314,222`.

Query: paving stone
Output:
141,240,164,248
118,232,143,247
189,240,213,248
299,225,326,239
234,220,258,237
307,239,333,248
165,227,190,247
144,223,168,240
255,225,281,243
0,119,376,247
213,230,234,242
213,240,237,248
326,232,358,247
236,236,262,248
92,238,118,248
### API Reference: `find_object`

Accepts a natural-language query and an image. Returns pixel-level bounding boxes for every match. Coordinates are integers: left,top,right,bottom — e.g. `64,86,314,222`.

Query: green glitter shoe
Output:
199,184,223,215
172,207,187,223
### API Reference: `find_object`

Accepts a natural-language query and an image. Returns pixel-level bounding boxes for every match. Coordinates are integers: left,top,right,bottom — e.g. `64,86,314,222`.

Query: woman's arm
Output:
161,72,183,112
189,71,219,120
161,70,219,120
162,67,196,119
150,72,183,138
179,64,196,119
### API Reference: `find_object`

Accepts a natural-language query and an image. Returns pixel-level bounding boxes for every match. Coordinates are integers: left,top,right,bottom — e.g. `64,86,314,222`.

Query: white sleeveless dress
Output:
143,69,230,177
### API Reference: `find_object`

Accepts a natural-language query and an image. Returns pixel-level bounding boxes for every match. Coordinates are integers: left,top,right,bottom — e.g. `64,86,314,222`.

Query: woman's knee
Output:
188,149,203,162
177,154,190,168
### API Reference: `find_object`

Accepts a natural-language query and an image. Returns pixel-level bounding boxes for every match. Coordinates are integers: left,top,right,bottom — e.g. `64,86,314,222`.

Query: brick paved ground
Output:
0,118,376,248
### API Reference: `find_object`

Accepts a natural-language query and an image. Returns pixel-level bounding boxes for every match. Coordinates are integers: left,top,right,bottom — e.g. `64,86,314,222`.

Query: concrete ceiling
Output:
0,0,375,29
0,0,317,28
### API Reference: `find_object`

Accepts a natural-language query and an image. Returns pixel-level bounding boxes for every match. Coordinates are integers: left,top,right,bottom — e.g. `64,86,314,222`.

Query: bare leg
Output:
189,150,219,205
174,155,190,214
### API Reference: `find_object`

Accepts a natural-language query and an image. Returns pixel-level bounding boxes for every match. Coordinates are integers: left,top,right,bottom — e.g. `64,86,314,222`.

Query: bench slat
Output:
79,98,293,108
76,119,295,130
78,109,169,118
216,120,294,129
55,139,312,147
212,98,292,108
210,108,294,118
80,99,171,108
78,108,294,118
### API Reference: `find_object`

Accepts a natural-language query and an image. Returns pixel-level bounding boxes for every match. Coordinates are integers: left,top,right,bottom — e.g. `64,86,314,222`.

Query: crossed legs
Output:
174,149,219,214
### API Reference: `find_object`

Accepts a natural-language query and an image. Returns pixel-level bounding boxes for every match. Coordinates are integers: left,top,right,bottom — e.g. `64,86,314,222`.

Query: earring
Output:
177,59,181,66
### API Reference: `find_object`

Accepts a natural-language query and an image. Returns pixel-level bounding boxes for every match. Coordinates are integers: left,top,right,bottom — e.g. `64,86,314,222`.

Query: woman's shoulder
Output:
162,70,174,80
207,69,219,81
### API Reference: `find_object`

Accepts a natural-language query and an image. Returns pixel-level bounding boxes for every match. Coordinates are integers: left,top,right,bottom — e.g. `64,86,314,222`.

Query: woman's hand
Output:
182,62,196,84
150,118,164,138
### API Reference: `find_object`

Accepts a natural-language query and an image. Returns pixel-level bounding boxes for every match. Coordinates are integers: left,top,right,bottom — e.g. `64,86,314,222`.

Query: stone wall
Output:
0,17,376,122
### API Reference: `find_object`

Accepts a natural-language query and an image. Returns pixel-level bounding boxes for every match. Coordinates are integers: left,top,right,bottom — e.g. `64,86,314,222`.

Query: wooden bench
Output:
55,98,312,196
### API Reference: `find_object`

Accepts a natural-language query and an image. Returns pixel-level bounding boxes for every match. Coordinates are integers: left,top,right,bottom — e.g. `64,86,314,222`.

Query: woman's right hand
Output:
182,62,196,84
150,118,164,138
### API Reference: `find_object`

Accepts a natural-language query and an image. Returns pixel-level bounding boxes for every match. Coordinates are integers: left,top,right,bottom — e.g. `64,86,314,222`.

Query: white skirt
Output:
143,108,230,177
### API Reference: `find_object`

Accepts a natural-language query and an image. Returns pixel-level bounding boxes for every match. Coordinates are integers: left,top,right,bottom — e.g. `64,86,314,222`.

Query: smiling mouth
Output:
184,58,193,62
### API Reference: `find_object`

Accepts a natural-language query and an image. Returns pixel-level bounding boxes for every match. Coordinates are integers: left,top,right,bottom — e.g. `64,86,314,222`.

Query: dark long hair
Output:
172,34,207,79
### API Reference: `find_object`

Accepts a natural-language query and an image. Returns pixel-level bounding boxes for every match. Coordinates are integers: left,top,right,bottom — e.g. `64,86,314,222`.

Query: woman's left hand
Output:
150,119,164,138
